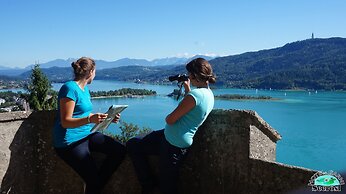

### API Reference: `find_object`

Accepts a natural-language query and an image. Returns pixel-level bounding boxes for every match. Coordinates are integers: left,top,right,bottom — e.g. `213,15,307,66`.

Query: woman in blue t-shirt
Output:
53,57,126,194
127,58,216,194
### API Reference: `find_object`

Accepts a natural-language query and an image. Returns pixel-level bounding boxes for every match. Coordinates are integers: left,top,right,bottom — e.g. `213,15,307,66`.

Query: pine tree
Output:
26,64,57,110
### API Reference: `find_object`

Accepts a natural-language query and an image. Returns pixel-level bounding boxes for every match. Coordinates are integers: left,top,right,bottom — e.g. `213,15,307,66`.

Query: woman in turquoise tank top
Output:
53,57,126,194
127,58,216,194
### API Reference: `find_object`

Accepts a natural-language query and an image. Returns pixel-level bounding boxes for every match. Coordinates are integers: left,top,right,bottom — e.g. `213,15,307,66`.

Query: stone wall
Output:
0,110,316,194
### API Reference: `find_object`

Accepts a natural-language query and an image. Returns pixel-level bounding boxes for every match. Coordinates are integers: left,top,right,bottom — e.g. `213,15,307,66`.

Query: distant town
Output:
0,80,26,90
0,91,30,113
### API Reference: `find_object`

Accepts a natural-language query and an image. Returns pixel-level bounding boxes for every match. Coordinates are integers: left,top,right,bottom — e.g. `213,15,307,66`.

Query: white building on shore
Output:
0,98,5,105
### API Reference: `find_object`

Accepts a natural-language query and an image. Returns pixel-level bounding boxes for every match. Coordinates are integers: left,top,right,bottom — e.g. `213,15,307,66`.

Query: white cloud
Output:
196,53,219,57
173,53,193,58
173,52,223,58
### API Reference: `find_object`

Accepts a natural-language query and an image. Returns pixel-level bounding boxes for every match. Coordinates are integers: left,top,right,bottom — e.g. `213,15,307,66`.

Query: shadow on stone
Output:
0,111,83,194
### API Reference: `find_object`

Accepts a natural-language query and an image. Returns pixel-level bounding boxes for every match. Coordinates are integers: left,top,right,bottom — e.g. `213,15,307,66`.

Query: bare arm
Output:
165,95,196,125
60,98,107,128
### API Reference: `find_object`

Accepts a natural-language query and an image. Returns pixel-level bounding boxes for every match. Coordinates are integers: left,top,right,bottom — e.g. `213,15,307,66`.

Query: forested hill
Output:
210,37,346,90
14,37,346,90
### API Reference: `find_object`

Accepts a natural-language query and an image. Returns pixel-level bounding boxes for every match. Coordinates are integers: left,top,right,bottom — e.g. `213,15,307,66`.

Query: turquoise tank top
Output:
164,88,214,148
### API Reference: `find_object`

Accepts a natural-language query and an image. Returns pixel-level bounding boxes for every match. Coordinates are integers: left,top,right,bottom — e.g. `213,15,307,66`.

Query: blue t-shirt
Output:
164,88,214,148
53,81,93,148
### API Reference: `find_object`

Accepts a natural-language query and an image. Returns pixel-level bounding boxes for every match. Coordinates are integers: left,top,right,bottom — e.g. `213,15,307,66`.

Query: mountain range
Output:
0,55,215,76
1,37,346,90
94,37,346,90
210,37,346,89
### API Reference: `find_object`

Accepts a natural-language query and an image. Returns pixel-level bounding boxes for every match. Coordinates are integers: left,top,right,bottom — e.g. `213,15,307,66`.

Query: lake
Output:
3,80,345,172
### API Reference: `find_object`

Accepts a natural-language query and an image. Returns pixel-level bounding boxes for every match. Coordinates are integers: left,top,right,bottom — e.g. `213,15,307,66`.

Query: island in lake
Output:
90,88,157,99
215,94,278,101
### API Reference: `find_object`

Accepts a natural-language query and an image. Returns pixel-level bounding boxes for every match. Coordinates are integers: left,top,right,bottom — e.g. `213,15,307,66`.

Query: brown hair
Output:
186,57,216,83
71,57,95,80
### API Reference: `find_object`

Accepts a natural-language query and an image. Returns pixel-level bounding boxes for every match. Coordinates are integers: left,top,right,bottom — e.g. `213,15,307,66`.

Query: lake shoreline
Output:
91,94,156,99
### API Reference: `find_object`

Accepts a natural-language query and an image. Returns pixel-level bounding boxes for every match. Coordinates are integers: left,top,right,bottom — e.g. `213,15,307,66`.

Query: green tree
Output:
102,121,152,144
26,64,57,110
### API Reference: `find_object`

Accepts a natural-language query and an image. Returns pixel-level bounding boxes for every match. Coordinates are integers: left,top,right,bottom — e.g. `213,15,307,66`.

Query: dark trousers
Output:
55,132,126,194
126,129,189,194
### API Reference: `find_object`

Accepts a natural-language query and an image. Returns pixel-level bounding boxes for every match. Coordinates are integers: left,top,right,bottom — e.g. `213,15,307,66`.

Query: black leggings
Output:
55,132,126,194
126,129,189,194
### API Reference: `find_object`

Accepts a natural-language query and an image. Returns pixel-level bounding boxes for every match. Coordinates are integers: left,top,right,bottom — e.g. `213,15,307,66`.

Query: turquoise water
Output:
51,80,346,172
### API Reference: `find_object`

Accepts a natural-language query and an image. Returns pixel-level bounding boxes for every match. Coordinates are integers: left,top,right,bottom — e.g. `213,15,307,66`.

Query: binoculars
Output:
168,74,189,82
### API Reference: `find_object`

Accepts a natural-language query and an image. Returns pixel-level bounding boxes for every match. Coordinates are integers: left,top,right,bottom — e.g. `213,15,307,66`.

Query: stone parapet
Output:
0,110,315,194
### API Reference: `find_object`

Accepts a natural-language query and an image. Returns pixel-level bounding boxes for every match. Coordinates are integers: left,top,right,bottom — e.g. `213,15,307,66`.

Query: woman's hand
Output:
89,113,108,124
183,79,191,93
112,113,121,123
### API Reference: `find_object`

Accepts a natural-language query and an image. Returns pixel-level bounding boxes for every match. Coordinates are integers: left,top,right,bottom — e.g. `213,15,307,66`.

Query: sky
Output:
0,0,346,68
